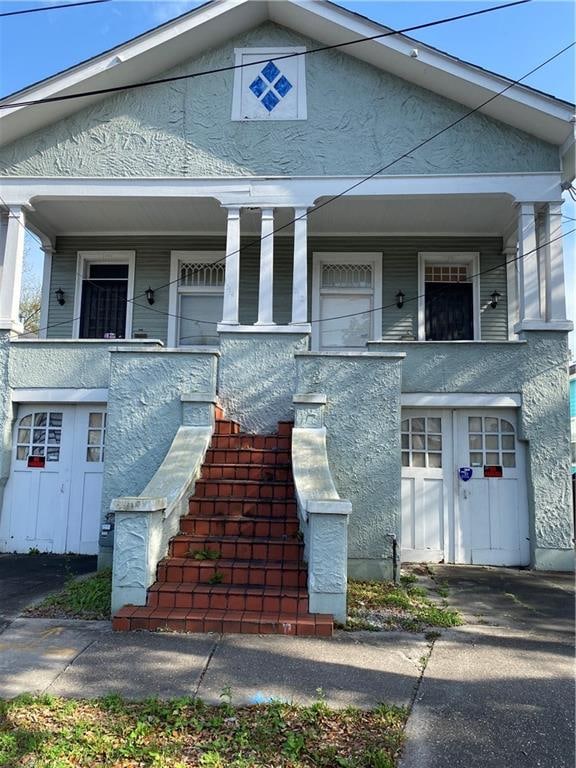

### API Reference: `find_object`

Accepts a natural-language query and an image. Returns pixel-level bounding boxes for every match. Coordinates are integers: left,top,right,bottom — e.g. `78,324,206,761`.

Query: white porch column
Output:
221,206,241,325
39,240,54,339
544,202,567,321
256,208,275,326
517,203,541,322
504,245,518,339
0,206,25,333
291,207,308,325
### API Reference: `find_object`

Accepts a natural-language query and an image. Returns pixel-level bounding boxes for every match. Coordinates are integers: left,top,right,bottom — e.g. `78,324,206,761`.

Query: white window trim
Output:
418,252,480,341
311,252,383,351
168,251,225,347
72,251,135,340
231,46,307,121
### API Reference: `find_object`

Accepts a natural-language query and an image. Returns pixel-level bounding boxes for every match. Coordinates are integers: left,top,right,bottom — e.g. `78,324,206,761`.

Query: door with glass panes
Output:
0,405,106,554
401,409,529,565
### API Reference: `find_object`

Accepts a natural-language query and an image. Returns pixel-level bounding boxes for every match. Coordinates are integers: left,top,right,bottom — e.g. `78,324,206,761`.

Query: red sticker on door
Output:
484,465,503,478
27,456,45,468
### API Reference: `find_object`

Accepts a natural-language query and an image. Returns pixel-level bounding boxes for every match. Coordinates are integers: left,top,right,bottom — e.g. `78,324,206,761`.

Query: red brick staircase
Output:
113,414,334,637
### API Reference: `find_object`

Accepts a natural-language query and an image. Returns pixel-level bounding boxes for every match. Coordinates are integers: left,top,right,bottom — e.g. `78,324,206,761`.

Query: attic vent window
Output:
232,47,306,121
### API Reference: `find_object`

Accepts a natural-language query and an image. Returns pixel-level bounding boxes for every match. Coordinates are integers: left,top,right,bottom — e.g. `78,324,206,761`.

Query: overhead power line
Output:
0,0,533,108
0,0,110,19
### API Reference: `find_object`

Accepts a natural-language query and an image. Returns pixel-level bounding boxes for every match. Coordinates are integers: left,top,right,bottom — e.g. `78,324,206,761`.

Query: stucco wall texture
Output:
0,23,559,177
100,348,218,558
296,352,405,580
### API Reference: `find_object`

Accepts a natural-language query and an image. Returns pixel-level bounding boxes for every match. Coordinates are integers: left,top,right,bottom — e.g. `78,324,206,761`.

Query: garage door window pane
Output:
86,412,106,463
17,411,62,463
467,416,517,469
402,416,443,468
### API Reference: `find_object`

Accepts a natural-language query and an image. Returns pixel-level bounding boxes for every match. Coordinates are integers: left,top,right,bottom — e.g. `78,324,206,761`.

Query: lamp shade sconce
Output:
55,287,65,306
489,290,501,309
145,287,155,305
395,290,405,309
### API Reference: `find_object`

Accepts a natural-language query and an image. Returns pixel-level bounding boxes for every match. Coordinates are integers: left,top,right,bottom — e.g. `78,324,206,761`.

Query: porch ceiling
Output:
27,193,515,240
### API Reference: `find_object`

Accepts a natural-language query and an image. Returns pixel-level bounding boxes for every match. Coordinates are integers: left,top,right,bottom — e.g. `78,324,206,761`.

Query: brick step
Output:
157,558,307,588
113,606,332,637
210,435,291,451
205,448,291,466
170,534,303,561
201,464,292,482
193,480,295,500
188,499,297,518
213,420,241,435
180,516,300,538
147,583,309,613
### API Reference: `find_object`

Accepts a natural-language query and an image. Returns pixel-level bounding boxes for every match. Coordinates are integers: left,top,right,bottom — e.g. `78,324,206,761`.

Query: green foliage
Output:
346,576,462,633
28,569,112,620
208,571,224,585
0,694,408,767
191,548,221,561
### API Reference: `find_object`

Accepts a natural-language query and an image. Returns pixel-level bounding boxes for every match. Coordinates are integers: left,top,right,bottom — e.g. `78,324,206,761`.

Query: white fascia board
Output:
1,0,573,148
272,0,574,144
1,172,564,208
11,388,109,403
0,0,266,147
401,393,522,408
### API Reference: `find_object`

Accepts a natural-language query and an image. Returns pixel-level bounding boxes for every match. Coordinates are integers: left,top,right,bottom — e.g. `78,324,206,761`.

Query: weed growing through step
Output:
0,694,408,767
343,573,461,632
23,569,112,620
208,570,225,585
191,548,221,561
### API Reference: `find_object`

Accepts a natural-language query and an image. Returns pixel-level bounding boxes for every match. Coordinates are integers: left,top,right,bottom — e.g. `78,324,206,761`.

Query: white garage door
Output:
401,408,529,566
0,404,106,554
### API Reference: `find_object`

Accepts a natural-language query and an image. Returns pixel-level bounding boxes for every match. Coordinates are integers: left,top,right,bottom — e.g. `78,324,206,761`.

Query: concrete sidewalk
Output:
0,618,427,707
0,565,573,768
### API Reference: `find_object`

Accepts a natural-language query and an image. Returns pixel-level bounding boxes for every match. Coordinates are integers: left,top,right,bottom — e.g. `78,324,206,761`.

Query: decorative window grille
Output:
468,416,516,468
179,261,225,289
425,264,469,283
401,416,443,468
87,412,107,463
321,263,373,290
16,411,63,462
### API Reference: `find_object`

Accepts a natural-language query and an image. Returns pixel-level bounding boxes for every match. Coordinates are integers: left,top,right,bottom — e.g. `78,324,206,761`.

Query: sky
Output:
0,0,574,350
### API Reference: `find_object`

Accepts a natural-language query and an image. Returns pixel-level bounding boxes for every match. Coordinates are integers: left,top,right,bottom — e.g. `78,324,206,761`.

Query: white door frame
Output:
72,251,135,339
311,252,382,350
417,252,481,340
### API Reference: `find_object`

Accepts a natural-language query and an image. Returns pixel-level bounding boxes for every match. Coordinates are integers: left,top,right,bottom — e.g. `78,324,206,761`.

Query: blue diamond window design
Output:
261,90,280,112
261,60,280,83
249,76,267,98
274,75,292,97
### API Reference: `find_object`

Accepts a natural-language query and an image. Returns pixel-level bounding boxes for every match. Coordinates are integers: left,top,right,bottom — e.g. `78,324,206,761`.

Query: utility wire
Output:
122,38,575,305
0,0,110,18
17,227,574,338
0,0,533,108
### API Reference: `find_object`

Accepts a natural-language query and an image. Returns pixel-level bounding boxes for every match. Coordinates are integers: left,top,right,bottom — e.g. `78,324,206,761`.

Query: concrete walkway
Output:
0,565,573,767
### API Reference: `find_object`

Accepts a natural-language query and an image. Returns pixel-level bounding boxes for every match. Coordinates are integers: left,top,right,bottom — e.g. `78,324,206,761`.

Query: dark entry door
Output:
79,280,128,338
425,283,473,340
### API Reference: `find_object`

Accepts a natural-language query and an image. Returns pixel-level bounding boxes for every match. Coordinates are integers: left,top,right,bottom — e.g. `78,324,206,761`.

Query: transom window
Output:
179,261,225,289
425,264,469,283
401,417,442,468
321,263,373,290
16,411,63,462
468,416,516,468
87,412,107,463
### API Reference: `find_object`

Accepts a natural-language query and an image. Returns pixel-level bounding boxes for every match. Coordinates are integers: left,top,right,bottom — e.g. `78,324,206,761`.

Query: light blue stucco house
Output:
0,0,574,633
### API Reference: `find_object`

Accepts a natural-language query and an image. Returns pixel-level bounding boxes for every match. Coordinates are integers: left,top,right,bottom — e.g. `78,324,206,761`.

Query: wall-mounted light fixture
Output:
55,287,65,306
489,290,501,309
145,287,155,305
395,290,405,309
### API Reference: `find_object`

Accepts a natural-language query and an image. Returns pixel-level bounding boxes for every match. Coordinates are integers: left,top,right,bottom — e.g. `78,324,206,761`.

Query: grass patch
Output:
344,576,462,632
24,569,111,620
0,694,408,767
